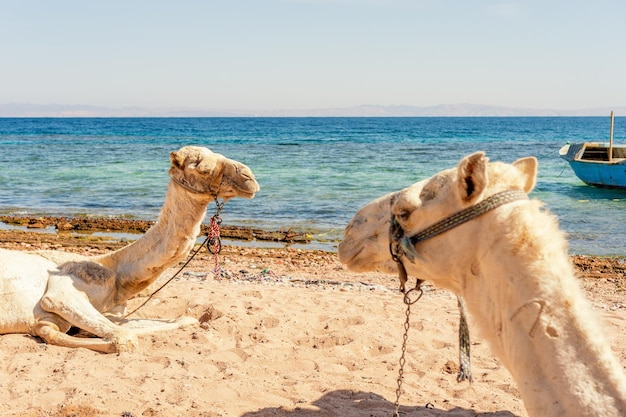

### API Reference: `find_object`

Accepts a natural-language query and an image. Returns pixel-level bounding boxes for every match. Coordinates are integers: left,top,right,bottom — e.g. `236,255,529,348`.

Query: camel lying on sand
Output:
0,146,259,353
338,152,626,416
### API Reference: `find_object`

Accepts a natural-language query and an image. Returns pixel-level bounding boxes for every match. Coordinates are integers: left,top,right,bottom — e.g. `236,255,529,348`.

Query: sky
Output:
1,0,625,111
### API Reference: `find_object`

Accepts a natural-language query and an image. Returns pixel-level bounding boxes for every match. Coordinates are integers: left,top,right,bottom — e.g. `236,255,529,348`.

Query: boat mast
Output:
609,110,614,162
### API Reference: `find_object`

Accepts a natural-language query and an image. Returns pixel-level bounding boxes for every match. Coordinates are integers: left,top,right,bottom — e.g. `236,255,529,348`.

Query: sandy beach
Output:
0,223,624,417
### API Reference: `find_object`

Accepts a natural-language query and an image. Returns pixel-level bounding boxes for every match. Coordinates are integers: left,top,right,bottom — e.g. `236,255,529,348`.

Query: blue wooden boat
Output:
559,111,626,189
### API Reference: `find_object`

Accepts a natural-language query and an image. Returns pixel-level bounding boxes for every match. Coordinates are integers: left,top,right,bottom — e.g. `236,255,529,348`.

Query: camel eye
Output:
398,210,410,220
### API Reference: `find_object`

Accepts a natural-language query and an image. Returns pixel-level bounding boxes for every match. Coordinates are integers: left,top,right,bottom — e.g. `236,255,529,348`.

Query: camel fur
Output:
338,152,626,416
0,146,259,353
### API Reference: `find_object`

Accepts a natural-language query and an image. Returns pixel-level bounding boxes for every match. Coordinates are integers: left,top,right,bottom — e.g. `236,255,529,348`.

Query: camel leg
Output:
33,320,119,353
103,299,199,334
109,316,198,335
39,274,139,352
103,300,199,334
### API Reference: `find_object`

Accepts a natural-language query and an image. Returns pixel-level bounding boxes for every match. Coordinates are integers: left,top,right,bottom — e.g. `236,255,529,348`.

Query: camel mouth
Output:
236,183,260,199
338,240,380,272
238,190,257,199
337,241,362,269
339,244,397,274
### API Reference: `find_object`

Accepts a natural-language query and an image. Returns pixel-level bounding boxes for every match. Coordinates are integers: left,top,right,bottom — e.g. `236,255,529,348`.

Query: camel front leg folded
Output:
33,320,126,353
38,274,139,352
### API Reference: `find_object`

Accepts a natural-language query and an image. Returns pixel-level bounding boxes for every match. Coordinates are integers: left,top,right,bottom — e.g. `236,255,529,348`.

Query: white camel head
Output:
338,151,538,293
169,145,259,201
339,152,626,416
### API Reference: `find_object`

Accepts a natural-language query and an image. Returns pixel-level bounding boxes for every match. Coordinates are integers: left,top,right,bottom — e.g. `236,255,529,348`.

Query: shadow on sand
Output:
241,389,521,417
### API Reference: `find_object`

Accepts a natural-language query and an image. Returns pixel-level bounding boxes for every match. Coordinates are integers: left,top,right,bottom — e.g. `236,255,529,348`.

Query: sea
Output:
1,117,625,256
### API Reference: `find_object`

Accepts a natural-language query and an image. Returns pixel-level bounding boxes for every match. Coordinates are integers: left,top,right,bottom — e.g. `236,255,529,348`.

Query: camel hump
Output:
59,260,115,286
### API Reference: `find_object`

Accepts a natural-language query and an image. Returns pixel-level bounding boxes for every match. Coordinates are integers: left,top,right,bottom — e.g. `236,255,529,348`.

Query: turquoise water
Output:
1,117,625,255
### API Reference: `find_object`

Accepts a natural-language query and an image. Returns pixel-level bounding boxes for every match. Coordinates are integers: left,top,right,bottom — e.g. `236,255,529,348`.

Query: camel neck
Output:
148,181,212,240
96,181,212,303
463,254,626,416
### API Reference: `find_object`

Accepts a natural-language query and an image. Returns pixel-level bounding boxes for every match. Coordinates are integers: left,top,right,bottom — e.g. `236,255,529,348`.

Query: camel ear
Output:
512,156,538,193
170,151,185,170
457,152,488,202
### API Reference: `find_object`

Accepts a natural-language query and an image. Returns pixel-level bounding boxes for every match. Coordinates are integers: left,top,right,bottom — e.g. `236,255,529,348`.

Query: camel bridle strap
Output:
406,189,529,247
389,189,528,293
390,189,528,416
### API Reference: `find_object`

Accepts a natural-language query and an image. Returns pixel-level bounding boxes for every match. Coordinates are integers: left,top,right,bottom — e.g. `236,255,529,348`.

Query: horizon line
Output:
1,102,625,118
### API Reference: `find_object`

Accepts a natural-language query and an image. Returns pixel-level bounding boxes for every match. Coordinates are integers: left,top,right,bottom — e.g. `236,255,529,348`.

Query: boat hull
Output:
559,143,626,189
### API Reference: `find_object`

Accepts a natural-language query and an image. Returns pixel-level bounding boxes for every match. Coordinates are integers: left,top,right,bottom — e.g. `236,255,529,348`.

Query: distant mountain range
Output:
1,102,625,117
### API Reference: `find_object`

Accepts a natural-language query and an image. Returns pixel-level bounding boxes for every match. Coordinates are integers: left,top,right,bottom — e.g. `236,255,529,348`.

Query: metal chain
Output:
393,286,423,417
388,191,519,415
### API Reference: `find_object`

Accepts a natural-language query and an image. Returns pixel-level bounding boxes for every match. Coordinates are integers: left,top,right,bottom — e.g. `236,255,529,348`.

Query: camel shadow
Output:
241,389,520,417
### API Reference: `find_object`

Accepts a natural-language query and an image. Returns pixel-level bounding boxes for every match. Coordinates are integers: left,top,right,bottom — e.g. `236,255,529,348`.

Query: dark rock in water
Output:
0,215,312,244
